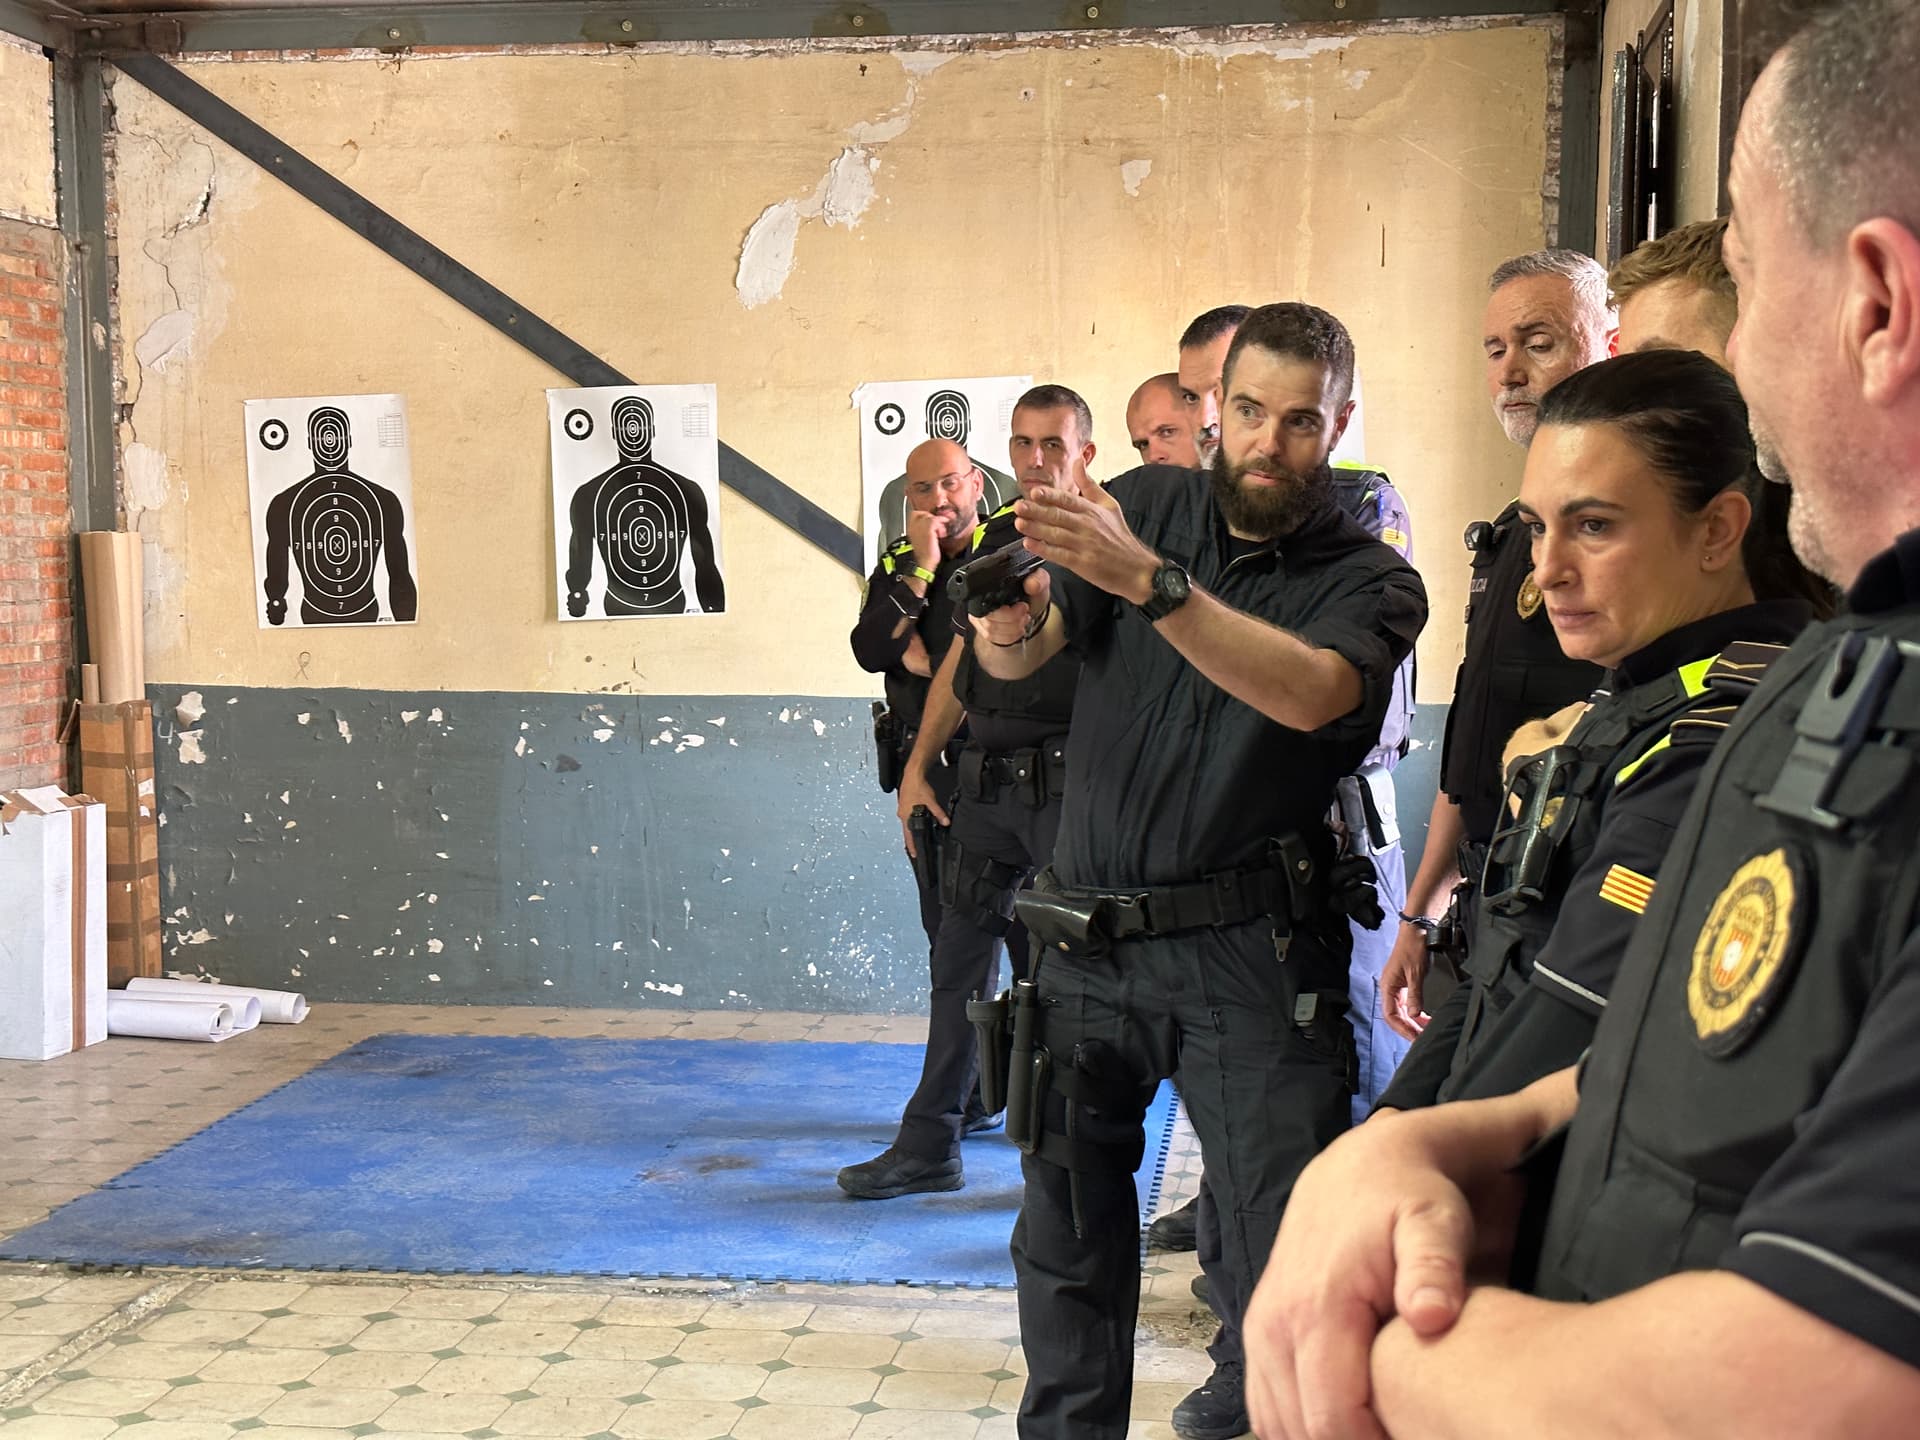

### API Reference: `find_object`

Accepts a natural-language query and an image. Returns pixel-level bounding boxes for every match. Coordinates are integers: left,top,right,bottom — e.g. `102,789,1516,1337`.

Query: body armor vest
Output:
1440,646,1787,1098
1535,611,1920,1300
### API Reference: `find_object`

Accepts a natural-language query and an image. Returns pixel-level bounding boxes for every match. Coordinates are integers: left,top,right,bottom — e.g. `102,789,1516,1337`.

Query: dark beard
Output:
1209,449,1332,538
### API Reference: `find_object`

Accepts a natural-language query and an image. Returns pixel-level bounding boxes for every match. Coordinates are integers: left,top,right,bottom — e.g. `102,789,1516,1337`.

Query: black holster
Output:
1004,976,1048,1153
966,989,1012,1117
873,702,902,793
1013,888,1113,959
907,805,940,895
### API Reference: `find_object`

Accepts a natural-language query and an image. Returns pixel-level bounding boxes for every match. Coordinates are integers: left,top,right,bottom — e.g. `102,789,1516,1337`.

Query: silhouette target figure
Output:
262,406,417,626
875,389,1014,548
565,395,725,617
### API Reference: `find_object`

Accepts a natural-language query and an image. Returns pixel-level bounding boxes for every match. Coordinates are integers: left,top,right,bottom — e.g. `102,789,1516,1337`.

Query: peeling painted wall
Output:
105,25,1552,1007
145,681,1449,1011
146,685,927,1008
112,24,1558,696
0,36,55,227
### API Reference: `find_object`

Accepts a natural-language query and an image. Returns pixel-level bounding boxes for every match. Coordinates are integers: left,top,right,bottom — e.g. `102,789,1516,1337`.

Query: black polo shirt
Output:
1045,465,1428,890
1440,502,1605,847
850,535,968,731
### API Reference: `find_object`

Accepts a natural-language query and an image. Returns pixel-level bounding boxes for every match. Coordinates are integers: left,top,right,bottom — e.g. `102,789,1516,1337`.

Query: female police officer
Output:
1376,348,1829,1112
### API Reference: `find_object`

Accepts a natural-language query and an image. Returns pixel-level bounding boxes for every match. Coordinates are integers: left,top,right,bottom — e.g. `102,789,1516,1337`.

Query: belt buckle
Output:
1102,892,1151,938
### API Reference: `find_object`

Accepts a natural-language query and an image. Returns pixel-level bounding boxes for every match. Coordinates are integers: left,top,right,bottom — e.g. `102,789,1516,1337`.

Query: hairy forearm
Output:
1151,586,1362,732
1372,1272,1920,1440
1405,794,1467,915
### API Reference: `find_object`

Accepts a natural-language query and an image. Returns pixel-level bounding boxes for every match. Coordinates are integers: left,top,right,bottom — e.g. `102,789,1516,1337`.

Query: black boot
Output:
1171,1358,1248,1440
836,1146,963,1200
1146,1194,1201,1252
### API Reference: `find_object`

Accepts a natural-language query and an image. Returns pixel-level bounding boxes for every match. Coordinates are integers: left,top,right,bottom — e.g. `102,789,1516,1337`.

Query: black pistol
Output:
948,541,1044,617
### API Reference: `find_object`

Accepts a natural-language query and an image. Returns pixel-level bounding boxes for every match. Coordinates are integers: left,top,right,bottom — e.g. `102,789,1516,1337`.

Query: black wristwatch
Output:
1137,561,1192,622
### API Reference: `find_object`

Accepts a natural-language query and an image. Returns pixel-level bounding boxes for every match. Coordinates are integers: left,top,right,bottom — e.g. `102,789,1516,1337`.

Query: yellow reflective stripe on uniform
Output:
1614,653,1722,788
1614,733,1673,788
1598,863,1656,914
971,502,1014,553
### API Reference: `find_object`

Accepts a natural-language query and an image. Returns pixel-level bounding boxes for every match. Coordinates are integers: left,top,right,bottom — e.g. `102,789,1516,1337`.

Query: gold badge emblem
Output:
1516,574,1543,619
1688,848,1806,1056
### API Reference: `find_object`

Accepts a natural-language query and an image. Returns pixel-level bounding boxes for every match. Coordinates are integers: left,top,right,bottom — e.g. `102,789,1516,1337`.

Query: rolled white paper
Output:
124,976,309,1024
106,994,234,1042
126,988,262,1032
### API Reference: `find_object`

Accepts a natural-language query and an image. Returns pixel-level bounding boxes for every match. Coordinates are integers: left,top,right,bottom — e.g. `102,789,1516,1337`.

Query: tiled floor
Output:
0,1005,1219,1439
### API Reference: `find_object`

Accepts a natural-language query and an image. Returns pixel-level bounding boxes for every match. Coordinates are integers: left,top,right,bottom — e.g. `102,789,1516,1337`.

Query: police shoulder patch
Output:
1598,864,1655,914
1687,847,1810,1057
1516,573,1544,620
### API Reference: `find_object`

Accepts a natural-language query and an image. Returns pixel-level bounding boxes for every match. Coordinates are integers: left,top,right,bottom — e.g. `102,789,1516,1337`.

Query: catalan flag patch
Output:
1599,864,1656,914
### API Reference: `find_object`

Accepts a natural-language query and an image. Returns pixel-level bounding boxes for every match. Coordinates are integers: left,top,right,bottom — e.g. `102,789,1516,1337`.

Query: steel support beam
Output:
0,0,63,49
52,51,116,536
77,0,1563,57
115,52,864,572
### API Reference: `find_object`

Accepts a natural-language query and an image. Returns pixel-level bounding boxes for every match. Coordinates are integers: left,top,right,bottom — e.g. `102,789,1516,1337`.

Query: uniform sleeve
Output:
1297,564,1428,746
1375,479,1413,562
1528,738,1702,1017
1445,986,1596,1103
849,556,919,674
1724,928,1920,1370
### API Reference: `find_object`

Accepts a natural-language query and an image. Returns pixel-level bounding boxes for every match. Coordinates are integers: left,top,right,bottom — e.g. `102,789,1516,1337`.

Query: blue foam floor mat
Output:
1,1033,1178,1288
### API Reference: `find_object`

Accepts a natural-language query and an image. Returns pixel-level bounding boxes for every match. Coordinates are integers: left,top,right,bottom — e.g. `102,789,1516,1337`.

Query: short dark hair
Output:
1014,384,1094,448
1220,303,1356,410
1609,218,1736,313
1536,349,1833,615
1179,305,1253,352
1773,0,1920,243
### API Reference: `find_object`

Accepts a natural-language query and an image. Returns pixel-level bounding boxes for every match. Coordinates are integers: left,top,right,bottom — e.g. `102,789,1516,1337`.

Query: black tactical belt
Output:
1052,863,1291,939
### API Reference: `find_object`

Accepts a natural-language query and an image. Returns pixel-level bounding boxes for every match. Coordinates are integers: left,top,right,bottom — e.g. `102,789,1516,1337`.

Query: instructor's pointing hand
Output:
1014,484,1160,604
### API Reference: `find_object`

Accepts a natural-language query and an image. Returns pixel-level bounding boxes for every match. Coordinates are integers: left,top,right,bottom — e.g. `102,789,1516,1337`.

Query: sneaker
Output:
1170,1359,1248,1440
1146,1195,1201,1252
836,1146,963,1200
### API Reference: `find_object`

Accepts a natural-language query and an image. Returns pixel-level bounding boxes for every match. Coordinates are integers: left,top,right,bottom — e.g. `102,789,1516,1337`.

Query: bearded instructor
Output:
969,303,1428,1438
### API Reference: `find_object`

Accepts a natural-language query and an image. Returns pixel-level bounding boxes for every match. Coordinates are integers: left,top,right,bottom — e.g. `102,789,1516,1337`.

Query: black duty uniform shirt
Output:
851,533,969,733
1534,529,1920,1372
1045,465,1428,890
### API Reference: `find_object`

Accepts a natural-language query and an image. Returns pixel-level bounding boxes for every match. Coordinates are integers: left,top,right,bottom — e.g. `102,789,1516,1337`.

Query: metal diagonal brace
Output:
114,52,863,574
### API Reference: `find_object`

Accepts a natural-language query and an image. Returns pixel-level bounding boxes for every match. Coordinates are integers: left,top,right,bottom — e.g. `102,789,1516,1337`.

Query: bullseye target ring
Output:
294,483,380,600
611,396,655,459
564,408,594,441
874,402,905,436
309,408,351,469
259,418,289,451
925,390,970,443
595,465,689,606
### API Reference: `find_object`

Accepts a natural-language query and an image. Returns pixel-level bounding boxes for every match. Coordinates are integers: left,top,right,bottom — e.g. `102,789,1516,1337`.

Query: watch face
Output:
1161,565,1191,602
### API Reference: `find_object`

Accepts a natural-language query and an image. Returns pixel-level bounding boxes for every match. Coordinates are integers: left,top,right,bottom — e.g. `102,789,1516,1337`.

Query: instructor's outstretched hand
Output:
1014,482,1159,604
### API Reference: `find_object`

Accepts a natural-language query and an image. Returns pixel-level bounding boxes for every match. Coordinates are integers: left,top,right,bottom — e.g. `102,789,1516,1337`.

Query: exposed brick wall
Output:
0,216,72,791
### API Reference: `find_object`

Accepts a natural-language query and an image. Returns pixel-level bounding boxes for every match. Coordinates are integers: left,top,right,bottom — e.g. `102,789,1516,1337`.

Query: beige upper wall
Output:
0,36,55,227
113,23,1555,698
1596,0,1728,260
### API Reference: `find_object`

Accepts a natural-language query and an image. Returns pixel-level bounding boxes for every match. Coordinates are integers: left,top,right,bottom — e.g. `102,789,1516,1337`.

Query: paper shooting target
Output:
244,394,419,629
548,384,727,620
